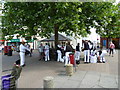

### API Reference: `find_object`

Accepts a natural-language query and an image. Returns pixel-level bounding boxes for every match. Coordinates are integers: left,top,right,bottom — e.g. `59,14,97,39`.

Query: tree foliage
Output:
95,3,120,38
1,2,119,42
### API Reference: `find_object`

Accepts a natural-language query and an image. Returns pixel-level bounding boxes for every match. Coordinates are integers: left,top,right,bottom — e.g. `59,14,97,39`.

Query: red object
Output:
4,46,8,54
69,53,75,65
0,40,5,42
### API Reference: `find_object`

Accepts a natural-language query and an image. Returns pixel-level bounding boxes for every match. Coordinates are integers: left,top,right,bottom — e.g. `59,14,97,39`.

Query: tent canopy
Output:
40,34,72,42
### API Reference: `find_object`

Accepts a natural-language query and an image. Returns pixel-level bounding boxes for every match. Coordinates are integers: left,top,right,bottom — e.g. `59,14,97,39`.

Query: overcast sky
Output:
116,0,120,3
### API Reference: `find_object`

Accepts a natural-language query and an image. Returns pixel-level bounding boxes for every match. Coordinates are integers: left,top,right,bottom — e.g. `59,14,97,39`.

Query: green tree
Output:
95,3,120,38
2,2,119,47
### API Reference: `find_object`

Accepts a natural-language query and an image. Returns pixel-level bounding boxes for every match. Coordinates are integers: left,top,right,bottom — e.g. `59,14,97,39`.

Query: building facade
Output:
100,37,120,49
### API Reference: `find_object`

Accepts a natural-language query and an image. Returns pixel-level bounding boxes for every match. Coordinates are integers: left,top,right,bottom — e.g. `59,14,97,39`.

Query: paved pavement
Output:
1,49,119,88
54,50,118,88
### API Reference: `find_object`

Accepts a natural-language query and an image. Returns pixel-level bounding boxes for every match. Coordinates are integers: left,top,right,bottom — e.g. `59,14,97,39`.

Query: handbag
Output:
76,60,80,64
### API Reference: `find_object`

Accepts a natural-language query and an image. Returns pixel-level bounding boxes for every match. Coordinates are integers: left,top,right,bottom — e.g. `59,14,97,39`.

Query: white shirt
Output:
2,45,4,48
64,46,66,51
26,45,30,48
44,45,49,50
57,45,62,48
89,44,93,49
38,46,44,52
20,44,30,53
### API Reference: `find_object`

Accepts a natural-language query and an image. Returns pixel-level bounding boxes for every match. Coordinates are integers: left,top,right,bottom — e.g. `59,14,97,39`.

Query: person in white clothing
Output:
90,48,97,63
64,42,74,66
82,40,90,63
75,43,81,64
75,43,80,60
57,44,64,62
44,43,50,61
19,42,30,67
100,50,107,63
97,47,107,63
89,41,93,55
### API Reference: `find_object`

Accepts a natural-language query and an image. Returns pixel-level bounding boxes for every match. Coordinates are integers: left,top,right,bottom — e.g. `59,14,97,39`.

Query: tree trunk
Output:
54,24,58,49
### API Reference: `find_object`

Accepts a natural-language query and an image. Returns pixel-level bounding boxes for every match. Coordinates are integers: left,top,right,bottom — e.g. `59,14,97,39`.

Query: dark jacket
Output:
65,45,74,52
57,46,62,51
76,46,80,51
84,43,89,50
98,50,102,56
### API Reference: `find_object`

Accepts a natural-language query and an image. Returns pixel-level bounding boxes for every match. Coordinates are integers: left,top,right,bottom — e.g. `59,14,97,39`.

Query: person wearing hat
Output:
19,42,30,66
10,60,22,88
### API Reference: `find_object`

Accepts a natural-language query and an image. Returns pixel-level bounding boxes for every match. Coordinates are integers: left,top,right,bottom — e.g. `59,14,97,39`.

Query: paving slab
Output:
78,83,93,88
92,85,104,88
116,75,118,84
61,80,80,88
54,75,69,82
54,71,86,88
99,73,118,88
68,71,87,81
54,80,66,88
2,50,119,88
78,71,100,88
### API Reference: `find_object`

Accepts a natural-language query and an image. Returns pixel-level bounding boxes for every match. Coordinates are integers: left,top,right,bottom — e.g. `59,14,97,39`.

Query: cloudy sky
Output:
116,0,120,3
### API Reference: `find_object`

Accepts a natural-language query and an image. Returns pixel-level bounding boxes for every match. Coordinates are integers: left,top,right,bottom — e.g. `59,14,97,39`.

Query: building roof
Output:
40,34,72,42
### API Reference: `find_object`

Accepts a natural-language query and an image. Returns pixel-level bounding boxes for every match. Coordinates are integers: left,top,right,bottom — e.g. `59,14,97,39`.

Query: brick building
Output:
100,37,120,49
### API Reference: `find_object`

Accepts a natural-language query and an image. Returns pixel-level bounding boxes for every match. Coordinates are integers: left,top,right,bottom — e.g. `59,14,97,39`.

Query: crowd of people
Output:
37,40,116,66
1,40,115,67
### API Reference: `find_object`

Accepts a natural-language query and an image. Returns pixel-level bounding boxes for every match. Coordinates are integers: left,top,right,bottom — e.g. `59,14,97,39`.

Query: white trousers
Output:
75,51,80,61
90,55,97,63
100,53,106,62
57,50,63,62
100,56,105,62
45,50,50,61
20,52,25,66
65,52,72,65
84,50,90,63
